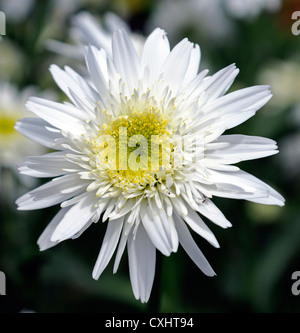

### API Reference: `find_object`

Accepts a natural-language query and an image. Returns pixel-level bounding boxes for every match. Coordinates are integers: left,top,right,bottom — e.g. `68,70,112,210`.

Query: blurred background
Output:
0,0,300,313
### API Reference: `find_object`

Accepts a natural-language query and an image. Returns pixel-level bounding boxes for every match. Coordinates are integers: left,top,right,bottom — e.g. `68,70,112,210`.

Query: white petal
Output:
26,97,87,135
176,205,220,248
92,216,124,280
64,66,101,106
49,64,98,113
205,169,285,206
141,28,170,83
203,85,272,116
202,64,239,101
51,192,97,242
104,12,129,33
37,207,71,251
160,38,193,95
16,174,90,210
127,223,156,303
112,29,141,94
71,11,112,53
182,43,201,87
113,220,133,273
14,118,62,149
206,134,278,164
174,214,215,277
191,86,272,141
196,198,232,228
20,152,81,178
155,201,179,253
85,45,109,100
140,199,173,256
45,39,84,59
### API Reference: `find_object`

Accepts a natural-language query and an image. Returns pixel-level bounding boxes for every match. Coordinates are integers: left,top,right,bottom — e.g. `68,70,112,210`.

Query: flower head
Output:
46,11,145,60
0,82,44,167
16,28,284,302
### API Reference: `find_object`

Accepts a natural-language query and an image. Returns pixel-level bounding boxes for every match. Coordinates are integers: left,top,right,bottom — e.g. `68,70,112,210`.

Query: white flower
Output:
46,11,145,60
258,59,300,108
16,28,284,303
225,0,281,20
0,82,45,167
147,0,234,45
0,38,26,82
0,0,35,23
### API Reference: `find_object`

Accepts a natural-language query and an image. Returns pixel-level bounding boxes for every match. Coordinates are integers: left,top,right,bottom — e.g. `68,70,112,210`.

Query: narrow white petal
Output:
51,192,97,242
46,39,84,59
203,85,272,115
202,64,239,101
113,221,133,273
112,29,141,94
14,118,62,149
92,216,124,280
85,46,109,100
49,64,98,113
174,214,215,277
196,198,232,228
64,66,101,106
181,69,209,104
206,134,278,164
26,97,87,135
182,43,201,87
20,152,81,178
141,28,170,83
37,207,71,251
72,11,112,53
18,166,57,178
176,205,220,248
140,200,173,256
104,12,129,33
128,224,156,303
160,38,193,95
205,169,285,206
16,174,90,210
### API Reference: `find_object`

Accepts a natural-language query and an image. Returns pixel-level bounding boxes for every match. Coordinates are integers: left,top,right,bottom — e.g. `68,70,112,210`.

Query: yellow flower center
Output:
90,105,174,190
0,113,18,136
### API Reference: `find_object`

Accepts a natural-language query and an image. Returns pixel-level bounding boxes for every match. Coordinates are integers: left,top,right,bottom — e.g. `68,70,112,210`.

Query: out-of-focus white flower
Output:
46,11,145,60
0,82,52,167
147,0,234,45
0,0,35,23
261,57,300,180
0,38,26,82
0,83,52,201
16,28,284,303
258,59,300,108
278,104,300,179
51,0,81,20
225,0,282,20
278,131,300,179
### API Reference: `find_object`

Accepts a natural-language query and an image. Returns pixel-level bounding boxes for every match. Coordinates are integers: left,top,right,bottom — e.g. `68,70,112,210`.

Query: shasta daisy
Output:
16,28,284,303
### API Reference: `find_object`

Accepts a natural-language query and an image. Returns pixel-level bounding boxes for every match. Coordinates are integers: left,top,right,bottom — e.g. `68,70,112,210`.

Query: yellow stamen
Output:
90,104,174,190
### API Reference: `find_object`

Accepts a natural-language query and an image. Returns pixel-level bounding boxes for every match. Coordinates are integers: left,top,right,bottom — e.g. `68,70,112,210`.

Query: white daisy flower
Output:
225,0,281,20
46,11,145,60
16,28,284,303
0,82,44,167
147,0,234,45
